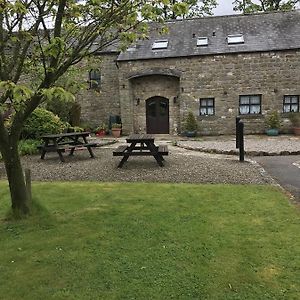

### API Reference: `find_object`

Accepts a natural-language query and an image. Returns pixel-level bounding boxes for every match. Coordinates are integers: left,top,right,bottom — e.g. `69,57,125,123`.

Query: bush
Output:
184,111,198,132
22,108,65,139
266,111,281,129
18,139,41,156
45,88,75,122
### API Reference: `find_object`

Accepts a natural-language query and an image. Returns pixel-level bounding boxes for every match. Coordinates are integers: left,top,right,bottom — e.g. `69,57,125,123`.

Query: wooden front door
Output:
146,97,169,134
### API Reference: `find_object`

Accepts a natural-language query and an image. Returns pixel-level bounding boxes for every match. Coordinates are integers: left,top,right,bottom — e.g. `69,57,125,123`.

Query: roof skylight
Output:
228,34,244,44
152,40,168,50
197,37,208,47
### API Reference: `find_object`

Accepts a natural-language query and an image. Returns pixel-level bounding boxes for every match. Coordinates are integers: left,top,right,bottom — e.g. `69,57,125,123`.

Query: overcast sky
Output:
213,0,237,16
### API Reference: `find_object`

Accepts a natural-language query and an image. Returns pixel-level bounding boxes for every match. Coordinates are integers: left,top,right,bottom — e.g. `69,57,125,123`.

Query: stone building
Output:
78,10,300,135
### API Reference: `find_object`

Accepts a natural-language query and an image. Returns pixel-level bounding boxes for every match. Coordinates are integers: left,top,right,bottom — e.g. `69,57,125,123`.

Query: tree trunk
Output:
2,141,30,216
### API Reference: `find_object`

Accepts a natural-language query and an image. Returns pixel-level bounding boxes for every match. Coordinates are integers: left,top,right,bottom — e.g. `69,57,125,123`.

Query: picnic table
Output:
113,134,168,168
39,132,97,162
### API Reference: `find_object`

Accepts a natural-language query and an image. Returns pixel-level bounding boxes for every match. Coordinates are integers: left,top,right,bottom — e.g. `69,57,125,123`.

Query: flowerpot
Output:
96,130,106,137
293,127,300,135
185,131,197,137
266,128,279,136
112,128,121,138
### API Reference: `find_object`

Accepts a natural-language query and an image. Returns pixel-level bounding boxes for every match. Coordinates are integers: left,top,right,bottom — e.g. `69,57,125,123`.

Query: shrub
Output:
184,111,198,132
45,88,75,122
112,123,122,129
22,108,65,139
18,139,40,156
266,111,281,129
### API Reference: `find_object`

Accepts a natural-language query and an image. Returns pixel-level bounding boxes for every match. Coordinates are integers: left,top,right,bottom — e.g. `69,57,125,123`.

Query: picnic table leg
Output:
40,139,49,159
146,142,164,167
57,150,65,162
82,135,95,158
118,142,136,168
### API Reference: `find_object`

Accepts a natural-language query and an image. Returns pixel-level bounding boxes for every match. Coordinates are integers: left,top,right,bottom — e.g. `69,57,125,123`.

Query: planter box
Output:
293,127,300,135
266,128,279,136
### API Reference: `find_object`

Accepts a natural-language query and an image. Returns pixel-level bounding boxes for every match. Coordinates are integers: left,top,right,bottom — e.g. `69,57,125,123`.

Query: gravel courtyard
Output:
0,143,272,184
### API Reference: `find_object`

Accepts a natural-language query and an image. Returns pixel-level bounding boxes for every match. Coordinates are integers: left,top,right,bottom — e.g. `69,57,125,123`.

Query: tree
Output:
160,0,217,19
0,0,187,216
233,0,299,13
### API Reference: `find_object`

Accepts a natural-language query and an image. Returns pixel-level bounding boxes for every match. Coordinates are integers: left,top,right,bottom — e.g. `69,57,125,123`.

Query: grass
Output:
0,182,299,299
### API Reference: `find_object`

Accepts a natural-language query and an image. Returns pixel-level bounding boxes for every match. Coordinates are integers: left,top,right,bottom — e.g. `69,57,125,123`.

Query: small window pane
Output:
291,105,298,112
201,99,208,106
250,96,260,104
152,40,168,50
283,105,291,113
240,106,249,115
284,97,291,104
207,99,214,106
291,96,298,104
200,108,207,115
197,37,208,46
207,107,214,115
228,34,244,44
240,96,249,105
250,105,260,114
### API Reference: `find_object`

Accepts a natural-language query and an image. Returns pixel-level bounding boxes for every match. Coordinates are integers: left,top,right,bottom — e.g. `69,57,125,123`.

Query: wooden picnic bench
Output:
113,134,168,168
39,132,98,162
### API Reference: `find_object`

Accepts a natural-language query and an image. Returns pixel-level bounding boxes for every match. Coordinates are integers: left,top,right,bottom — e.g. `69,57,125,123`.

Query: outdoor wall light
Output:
173,96,178,104
136,98,140,106
122,84,126,89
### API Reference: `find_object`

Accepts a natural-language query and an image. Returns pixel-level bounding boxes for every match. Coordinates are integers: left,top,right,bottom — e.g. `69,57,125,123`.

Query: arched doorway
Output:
146,96,169,134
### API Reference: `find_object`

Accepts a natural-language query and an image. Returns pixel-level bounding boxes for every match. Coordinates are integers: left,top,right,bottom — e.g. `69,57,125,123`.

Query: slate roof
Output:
117,10,300,61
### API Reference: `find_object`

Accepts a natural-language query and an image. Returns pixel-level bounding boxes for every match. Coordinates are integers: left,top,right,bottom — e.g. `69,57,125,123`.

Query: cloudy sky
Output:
213,0,237,16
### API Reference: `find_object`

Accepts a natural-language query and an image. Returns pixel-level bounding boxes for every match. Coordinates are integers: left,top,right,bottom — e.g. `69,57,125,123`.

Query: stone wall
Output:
118,49,300,135
77,53,121,128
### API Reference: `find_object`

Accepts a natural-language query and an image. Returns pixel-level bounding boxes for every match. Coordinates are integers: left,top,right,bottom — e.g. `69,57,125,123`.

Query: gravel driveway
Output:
0,143,272,184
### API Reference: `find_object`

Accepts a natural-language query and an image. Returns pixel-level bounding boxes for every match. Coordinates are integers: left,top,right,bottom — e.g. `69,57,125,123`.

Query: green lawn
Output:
0,182,299,299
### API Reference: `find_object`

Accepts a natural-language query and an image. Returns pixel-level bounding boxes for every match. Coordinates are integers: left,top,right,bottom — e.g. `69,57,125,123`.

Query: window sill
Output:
238,114,263,119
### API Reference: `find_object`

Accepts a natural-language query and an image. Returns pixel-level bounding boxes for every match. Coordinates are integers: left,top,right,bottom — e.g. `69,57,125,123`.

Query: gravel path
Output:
177,135,300,156
0,143,272,184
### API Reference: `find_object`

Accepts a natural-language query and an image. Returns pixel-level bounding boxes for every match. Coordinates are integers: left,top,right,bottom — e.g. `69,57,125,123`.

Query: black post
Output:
236,117,241,149
238,122,244,162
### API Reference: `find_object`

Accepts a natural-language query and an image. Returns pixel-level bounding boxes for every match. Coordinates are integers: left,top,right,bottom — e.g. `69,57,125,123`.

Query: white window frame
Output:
228,34,244,45
152,40,168,50
197,37,208,47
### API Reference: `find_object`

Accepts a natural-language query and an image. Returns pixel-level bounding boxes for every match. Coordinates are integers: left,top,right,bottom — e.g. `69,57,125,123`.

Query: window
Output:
283,95,299,113
228,34,244,45
152,40,168,50
89,69,101,89
197,37,208,47
200,98,215,116
239,95,261,115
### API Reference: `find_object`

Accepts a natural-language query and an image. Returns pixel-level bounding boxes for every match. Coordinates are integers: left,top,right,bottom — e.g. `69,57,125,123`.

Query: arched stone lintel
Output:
128,68,181,80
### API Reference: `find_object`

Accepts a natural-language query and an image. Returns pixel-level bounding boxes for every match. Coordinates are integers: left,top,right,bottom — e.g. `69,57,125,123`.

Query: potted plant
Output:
111,123,122,138
184,111,198,137
289,112,300,135
95,123,107,137
265,111,281,136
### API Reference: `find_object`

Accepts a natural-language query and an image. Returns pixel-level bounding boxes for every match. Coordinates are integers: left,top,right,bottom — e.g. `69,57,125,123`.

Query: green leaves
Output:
233,0,298,13
44,38,66,59
0,81,33,111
